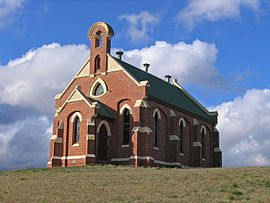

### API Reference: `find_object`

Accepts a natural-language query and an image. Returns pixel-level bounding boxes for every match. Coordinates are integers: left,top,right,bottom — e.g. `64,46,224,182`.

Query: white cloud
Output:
0,0,25,28
119,11,160,41
0,43,90,170
0,43,89,115
209,88,270,167
115,39,229,90
0,116,51,170
177,0,261,28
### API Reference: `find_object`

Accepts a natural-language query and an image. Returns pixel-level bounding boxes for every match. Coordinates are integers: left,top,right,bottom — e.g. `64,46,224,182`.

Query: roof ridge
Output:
113,56,176,87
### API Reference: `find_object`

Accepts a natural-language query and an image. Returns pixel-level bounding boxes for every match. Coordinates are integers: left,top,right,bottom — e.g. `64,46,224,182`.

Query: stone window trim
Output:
179,117,186,127
70,112,82,145
72,143,80,147
200,125,207,134
153,108,161,120
89,77,108,98
119,104,132,115
97,120,112,136
71,112,82,123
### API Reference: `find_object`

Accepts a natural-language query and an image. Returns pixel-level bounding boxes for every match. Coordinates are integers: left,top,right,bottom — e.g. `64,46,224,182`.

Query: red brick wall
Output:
144,99,214,167
49,71,216,168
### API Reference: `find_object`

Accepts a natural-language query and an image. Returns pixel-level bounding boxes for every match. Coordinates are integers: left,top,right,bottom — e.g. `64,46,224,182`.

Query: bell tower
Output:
88,22,114,75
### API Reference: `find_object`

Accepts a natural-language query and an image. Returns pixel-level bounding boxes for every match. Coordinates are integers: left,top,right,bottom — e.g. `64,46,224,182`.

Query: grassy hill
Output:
0,165,269,202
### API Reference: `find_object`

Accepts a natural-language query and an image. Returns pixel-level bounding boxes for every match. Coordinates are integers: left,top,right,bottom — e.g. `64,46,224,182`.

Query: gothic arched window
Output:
95,55,101,73
201,128,206,159
123,109,130,145
74,116,80,143
94,83,104,96
179,120,184,154
154,112,158,147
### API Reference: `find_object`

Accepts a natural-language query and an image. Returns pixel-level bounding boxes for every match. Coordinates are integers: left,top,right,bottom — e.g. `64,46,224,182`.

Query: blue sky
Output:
0,0,270,170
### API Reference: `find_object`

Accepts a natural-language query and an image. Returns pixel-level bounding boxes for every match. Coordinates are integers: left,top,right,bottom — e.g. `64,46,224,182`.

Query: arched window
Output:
154,112,158,147
201,127,206,159
89,78,107,98
95,31,102,47
95,55,101,73
179,120,184,154
74,116,80,143
94,83,104,96
123,109,130,145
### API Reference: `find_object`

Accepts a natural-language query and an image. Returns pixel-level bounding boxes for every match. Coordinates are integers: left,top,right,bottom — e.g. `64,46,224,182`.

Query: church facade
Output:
47,22,222,168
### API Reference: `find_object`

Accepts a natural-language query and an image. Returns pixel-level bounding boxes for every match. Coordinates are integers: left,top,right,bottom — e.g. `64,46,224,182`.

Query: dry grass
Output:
0,165,269,202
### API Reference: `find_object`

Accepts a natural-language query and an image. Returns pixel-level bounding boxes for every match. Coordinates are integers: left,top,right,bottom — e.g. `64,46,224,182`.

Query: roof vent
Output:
165,75,172,83
116,51,124,61
143,63,150,72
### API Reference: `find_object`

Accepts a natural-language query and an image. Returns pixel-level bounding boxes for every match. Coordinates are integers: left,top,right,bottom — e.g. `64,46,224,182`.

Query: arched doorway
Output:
98,125,108,161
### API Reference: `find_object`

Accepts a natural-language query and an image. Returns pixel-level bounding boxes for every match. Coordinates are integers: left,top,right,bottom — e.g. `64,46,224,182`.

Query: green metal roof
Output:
114,57,214,122
88,97,115,120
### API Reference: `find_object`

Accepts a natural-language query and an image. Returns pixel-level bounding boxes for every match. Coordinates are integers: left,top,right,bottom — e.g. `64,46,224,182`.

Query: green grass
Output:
0,165,269,202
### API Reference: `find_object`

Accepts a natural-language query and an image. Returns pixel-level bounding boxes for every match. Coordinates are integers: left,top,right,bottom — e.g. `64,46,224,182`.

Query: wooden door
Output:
98,125,108,161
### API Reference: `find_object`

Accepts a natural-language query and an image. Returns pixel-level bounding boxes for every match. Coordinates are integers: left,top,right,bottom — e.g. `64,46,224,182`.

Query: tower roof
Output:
88,22,114,39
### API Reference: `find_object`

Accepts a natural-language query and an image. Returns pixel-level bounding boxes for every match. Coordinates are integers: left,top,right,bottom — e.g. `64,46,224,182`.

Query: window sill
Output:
72,143,79,147
121,145,130,148
154,147,159,150
179,153,184,156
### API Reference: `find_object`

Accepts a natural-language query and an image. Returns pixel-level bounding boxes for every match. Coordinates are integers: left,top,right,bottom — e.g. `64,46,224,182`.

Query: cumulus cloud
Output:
0,115,51,171
115,39,229,90
177,0,261,28
119,11,160,41
0,0,25,28
209,88,270,167
0,43,89,115
0,43,89,170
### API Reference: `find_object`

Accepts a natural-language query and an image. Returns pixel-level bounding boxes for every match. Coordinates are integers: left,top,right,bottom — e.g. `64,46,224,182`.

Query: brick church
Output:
47,22,222,168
